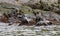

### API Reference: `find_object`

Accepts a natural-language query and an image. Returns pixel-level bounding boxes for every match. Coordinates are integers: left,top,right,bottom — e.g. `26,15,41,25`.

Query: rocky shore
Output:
0,0,60,36
0,1,60,26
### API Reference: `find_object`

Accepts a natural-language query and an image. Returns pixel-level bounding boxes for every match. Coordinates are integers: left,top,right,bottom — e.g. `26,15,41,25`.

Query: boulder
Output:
33,9,60,21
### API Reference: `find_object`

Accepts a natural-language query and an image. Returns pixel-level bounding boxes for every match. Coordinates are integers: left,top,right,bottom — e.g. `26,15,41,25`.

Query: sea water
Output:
0,23,60,36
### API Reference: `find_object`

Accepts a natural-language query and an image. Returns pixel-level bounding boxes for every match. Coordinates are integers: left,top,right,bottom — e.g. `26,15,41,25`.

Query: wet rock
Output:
35,20,52,26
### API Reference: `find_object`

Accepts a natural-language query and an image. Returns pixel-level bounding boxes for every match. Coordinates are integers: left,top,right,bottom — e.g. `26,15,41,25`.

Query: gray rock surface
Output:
34,9,60,21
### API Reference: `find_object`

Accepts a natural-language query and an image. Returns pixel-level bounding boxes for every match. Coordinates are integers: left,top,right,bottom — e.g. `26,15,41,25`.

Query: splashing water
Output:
0,22,60,36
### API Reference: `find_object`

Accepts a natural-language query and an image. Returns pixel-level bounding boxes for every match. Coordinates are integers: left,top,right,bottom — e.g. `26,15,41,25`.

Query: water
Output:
0,23,60,36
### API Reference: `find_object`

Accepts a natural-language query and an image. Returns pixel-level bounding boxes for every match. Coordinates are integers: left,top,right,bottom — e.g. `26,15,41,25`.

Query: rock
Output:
33,9,60,21
36,20,52,26
24,14,36,19
0,1,60,26
20,5,33,14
